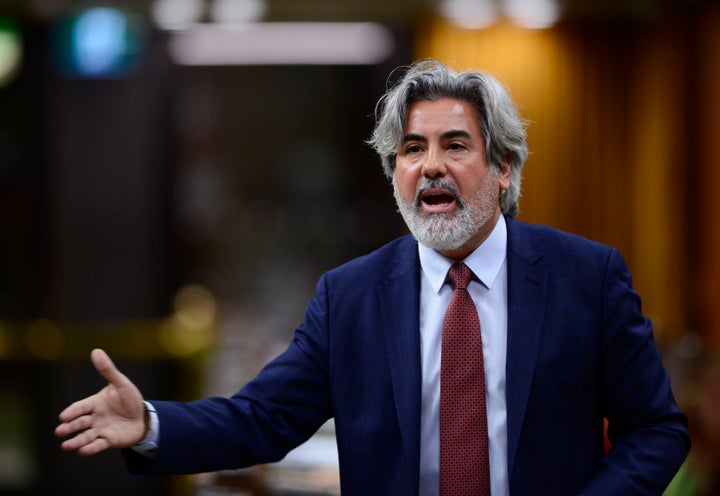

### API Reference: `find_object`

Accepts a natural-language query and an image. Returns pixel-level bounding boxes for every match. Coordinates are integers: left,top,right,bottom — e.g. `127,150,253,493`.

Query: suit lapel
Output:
504,217,547,480
377,238,422,491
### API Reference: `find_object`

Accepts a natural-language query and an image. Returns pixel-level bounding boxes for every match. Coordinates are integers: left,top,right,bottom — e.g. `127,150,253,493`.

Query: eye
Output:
404,143,424,154
448,142,466,151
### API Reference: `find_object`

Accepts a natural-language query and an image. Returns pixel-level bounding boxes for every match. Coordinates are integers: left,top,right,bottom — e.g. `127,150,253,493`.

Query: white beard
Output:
393,174,500,254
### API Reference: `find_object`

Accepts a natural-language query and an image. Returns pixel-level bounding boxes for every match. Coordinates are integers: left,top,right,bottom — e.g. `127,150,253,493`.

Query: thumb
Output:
90,348,128,386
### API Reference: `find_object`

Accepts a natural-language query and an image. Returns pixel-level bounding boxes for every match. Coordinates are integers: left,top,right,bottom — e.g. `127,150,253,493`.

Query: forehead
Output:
404,98,482,136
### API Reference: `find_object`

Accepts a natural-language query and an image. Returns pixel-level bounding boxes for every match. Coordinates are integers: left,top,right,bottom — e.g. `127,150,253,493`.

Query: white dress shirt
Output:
418,214,509,496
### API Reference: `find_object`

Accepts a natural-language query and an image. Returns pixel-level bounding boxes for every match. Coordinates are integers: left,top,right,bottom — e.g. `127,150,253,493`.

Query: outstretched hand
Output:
55,349,146,456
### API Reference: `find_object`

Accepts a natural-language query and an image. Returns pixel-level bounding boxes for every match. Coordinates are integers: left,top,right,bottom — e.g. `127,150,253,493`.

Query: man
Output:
56,59,690,495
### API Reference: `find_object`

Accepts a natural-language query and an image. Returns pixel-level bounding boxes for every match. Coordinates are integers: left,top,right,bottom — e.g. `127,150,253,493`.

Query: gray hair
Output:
368,59,528,217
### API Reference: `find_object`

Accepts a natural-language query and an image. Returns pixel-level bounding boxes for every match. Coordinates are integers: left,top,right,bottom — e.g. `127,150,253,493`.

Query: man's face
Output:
393,98,510,260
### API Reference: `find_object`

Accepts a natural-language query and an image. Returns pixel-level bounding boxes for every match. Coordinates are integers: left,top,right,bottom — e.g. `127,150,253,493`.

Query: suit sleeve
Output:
123,274,334,475
580,248,690,495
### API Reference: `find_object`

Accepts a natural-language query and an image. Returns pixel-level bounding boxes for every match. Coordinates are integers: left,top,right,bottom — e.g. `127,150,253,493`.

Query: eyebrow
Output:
402,129,472,143
402,133,426,143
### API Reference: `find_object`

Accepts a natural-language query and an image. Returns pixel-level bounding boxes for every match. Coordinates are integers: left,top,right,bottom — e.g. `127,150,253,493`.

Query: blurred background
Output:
0,0,718,494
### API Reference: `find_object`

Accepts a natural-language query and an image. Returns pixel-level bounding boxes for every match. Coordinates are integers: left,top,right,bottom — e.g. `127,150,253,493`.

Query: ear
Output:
498,159,511,191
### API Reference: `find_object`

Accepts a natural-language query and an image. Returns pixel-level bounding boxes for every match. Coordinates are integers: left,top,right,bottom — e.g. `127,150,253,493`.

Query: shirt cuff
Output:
130,401,159,458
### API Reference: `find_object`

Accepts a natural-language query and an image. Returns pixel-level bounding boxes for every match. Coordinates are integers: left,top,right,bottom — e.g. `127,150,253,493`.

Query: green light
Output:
0,17,22,88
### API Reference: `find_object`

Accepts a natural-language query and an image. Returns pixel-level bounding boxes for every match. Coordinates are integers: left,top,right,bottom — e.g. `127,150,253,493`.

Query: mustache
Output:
415,179,465,209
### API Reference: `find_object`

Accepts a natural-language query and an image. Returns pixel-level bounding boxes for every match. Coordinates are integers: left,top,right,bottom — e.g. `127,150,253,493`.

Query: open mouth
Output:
419,188,458,212
423,192,455,205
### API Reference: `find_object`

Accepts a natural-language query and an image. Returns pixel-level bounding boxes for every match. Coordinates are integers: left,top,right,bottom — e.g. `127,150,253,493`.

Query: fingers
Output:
55,404,93,437
58,423,92,450
90,348,128,386
77,438,111,457
55,407,106,454
59,427,111,456
57,396,94,426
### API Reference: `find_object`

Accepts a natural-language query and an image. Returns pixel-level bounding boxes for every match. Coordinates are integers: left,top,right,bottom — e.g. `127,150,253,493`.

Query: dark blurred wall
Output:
0,15,413,494
43,34,174,322
0,24,177,495
0,22,47,320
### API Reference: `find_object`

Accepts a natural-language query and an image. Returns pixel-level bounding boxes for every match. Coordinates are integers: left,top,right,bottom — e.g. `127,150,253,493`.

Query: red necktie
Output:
440,262,490,495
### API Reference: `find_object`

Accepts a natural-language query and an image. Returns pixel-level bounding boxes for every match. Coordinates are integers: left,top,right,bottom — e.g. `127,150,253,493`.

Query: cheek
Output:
393,166,419,200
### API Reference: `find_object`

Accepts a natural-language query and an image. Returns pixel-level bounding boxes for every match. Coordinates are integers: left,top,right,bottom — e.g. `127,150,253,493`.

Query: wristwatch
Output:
131,402,159,457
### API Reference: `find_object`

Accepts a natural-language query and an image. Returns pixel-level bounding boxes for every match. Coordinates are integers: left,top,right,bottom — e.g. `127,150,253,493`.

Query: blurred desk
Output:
194,424,340,496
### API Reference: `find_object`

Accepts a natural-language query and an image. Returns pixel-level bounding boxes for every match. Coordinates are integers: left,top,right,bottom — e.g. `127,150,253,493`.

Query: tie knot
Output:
447,262,473,290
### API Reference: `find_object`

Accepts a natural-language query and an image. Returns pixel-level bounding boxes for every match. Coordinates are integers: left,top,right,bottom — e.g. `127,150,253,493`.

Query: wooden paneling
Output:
696,5,720,351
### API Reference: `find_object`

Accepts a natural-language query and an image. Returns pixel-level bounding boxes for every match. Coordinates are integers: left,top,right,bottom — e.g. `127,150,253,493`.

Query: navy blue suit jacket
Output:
128,216,689,495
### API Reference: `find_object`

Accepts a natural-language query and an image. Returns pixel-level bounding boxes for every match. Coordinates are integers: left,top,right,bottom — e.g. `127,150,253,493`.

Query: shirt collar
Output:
418,214,507,294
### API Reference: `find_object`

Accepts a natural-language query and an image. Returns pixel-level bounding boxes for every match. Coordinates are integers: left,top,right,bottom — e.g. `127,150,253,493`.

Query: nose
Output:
421,147,447,178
